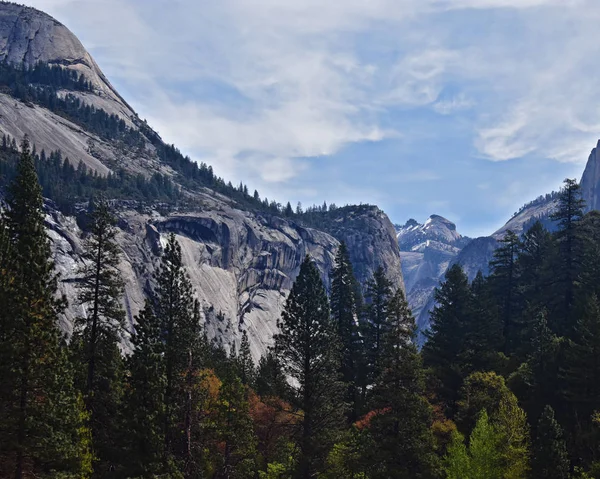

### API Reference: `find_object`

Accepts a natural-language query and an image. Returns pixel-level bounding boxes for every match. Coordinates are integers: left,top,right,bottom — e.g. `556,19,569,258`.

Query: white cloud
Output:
22,0,600,191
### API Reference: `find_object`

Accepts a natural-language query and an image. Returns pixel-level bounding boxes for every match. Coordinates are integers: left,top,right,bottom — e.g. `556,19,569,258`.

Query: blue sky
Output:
25,0,600,237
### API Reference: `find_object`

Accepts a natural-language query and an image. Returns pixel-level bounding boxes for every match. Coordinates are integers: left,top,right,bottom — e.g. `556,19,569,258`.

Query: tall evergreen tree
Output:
255,350,289,400
367,288,440,478
237,330,255,387
330,241,362,421
532,405,570,479
467,271,504,372
72,197,126,476
0,137,92,479
489,230,521,353
123,302,166,477
423,264,473,413
273,256,345,478
550,178,586,335
215,373,258,478
561,294,600,464
125,233,203,476
363,266,393,388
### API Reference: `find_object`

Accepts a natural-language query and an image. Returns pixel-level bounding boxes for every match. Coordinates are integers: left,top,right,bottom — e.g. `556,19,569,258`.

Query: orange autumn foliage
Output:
248,391,298,463
354,408,391,430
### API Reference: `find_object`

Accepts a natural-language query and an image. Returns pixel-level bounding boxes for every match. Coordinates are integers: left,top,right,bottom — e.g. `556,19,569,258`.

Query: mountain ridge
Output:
0,2,405,359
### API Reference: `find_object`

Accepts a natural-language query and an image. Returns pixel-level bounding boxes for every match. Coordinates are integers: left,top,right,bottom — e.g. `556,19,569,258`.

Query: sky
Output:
22,0,600,237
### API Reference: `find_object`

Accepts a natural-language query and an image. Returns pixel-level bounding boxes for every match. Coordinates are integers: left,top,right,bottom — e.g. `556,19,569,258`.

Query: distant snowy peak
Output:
396,214,468,251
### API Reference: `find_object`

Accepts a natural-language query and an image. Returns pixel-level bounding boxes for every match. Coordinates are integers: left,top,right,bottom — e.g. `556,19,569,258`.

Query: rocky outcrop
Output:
48,199,403,361
581,139,600,213
0,2,131,113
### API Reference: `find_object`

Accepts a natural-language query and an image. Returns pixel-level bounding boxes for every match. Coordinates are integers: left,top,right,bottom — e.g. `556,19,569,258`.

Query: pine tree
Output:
237,330,255,386
467,271,504,372
154,234,203,467
515,221,553,358
330,241,362,421
489,230,521,353
125,234,203,476
255,350,289,399
423,264,473,413
532,405,570,479
124,302,167,477
519,311,561,422
550,178,586,335
367,288,440,478
0,137,92,479
215,373,258,478
363,266,393,388
72,196,126,475
273,255,345,478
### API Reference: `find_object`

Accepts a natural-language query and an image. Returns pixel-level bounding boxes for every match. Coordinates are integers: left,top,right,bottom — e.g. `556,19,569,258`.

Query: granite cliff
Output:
0,3,405,360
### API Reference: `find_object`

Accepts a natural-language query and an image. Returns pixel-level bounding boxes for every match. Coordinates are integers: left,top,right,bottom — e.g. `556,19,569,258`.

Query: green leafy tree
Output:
444,411,504,479
273,255,346,479
532,405,570,479
0,137,92,478
469,411,504,479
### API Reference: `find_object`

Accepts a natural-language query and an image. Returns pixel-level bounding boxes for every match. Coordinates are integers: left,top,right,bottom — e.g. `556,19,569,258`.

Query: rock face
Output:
0,2,130,111
48,199,403,361
0,3,405,361
396,215,470,328
581,139,600,213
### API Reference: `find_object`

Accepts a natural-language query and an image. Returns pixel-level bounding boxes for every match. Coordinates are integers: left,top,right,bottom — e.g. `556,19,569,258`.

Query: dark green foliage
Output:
467,272,505,372
236,330,255,387
214,373,258,478
71,197,126,476
255,350,290,399
273,256,346,478
363,266,393,387
367,288,440,478
125,234,204,476
423,264,473,413
123,302,167,477
489,230,521,353
549,178,586,335
532,406,570,479
0,139,181,214
0,137,91,478
330,241,363,420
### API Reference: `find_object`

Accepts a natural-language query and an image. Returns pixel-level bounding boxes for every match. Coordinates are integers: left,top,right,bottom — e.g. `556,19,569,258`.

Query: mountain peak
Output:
0,2,129,110
397,214,464,251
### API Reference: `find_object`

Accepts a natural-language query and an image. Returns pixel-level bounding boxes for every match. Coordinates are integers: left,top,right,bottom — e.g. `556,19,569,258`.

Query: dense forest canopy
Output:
3,137,600,478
